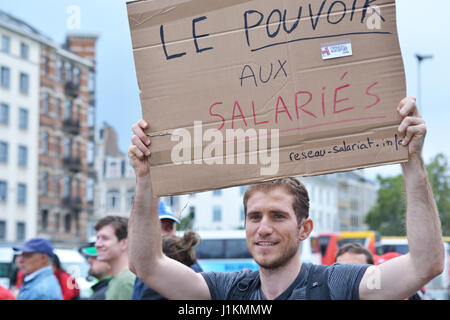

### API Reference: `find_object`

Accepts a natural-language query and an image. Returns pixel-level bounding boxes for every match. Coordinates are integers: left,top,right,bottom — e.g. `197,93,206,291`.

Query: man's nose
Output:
257,216,273,236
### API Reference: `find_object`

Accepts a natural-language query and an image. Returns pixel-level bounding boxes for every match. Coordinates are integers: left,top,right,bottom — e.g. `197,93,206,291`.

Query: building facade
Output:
37,34,97,247
336,171,378,231
0,11,41,242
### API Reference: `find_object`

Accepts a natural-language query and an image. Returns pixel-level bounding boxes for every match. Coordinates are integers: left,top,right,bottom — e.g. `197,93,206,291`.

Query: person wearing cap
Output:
132,201,204,300
95,216,136,300
80,245,112,300
13,238,62,300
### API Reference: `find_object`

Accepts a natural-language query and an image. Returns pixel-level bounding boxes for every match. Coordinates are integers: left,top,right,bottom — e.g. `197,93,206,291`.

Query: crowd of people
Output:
0,200,201,300
0,96,446,300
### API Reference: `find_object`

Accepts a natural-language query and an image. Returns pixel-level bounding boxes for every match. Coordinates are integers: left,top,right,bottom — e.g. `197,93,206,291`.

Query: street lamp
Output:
415,54,433,113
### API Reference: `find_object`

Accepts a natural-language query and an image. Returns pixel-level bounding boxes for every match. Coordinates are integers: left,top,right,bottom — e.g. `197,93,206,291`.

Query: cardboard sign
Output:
127,0,407,196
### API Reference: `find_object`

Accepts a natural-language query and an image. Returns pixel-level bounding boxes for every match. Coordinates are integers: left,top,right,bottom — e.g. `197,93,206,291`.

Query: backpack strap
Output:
306,264,331,300
226,270,260,300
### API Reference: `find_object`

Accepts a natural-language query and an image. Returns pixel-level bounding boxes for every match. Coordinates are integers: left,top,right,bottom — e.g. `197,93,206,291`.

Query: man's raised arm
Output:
128,120,211,300
359,97,445,300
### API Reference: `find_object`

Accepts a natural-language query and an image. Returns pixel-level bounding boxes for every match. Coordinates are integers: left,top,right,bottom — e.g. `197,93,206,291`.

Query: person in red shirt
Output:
51,254,80,300
0,285,15,300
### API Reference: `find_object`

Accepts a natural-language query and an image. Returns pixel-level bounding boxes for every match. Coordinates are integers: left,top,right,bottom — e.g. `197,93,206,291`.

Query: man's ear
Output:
299,218,313,241
120,238,128,251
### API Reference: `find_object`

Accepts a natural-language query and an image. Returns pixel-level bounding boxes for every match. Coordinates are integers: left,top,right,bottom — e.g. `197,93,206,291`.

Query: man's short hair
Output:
243,177,309,226
336,242,374,265
95,216,128,241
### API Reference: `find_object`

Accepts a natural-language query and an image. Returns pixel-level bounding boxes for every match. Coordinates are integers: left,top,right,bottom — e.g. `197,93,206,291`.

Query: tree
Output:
365,153,450,236
365,174,406,236
426,153,450,234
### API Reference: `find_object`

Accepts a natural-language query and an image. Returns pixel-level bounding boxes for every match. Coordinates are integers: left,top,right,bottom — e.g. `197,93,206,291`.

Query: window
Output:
0,181,7,202
41,210,48,232
212,189,222,197
0,141,8,163
1,35,9,53
20,73,29,94
86,178,94,202
88,104,95,127
213,206,222,222
88,70,95,91
19,108,28,130
1,66,10,88
65,61,72,82
41,171,48,195
0,103,8,125
56,59,63,82
87,141,94,164
64,214,71,233
64,136,72,157
240,186,247,195
43,92,49,114
18,145,27,167
21,43,29,60
0,221,6,241
17,183,27,205
65,99,72,119
106,190,120,210
63,175,71,197
240,206,245,220
16,222,26,241
42,131,49,155
73,67,80,86
127,189,135,209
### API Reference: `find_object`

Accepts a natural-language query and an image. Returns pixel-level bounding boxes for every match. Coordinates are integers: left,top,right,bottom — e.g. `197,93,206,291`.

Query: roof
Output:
0,10,94,68
0,9,47,39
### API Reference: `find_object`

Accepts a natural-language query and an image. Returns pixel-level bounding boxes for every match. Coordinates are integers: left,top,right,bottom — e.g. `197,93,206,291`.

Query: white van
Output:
0,246,14,288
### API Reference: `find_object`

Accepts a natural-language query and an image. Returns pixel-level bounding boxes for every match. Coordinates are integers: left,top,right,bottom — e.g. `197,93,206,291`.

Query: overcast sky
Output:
2,0,449,181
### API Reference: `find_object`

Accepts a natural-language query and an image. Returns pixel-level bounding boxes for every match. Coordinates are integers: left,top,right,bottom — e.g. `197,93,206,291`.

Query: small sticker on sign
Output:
321,41,353,60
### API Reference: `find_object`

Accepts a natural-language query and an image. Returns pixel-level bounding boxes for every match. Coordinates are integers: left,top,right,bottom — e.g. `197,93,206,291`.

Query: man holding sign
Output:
127,96,444,300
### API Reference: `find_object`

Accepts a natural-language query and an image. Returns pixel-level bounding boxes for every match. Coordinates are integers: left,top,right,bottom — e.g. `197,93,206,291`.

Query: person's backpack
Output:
226,264,330,300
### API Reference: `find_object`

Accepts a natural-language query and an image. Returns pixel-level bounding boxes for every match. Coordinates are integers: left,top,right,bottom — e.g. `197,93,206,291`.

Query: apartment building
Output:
0,11,41,242
37,34,97,247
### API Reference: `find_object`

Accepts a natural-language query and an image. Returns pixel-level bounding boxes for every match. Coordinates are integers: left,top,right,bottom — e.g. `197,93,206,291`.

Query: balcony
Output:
62,118,81,135
63,156,82,173
63,196,83,210
65,81,79,98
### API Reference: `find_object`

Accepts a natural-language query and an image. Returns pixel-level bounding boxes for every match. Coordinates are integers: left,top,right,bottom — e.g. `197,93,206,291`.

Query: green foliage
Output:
365,153,450,236
426,154,450,234
365,174,406,236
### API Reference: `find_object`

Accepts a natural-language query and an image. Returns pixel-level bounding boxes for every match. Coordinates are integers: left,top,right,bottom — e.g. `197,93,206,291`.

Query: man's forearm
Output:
128,174,162,277
402,155,444,277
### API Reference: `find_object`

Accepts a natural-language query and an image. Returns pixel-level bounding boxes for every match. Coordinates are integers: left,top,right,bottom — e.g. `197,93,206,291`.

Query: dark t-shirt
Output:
201,262,369,300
